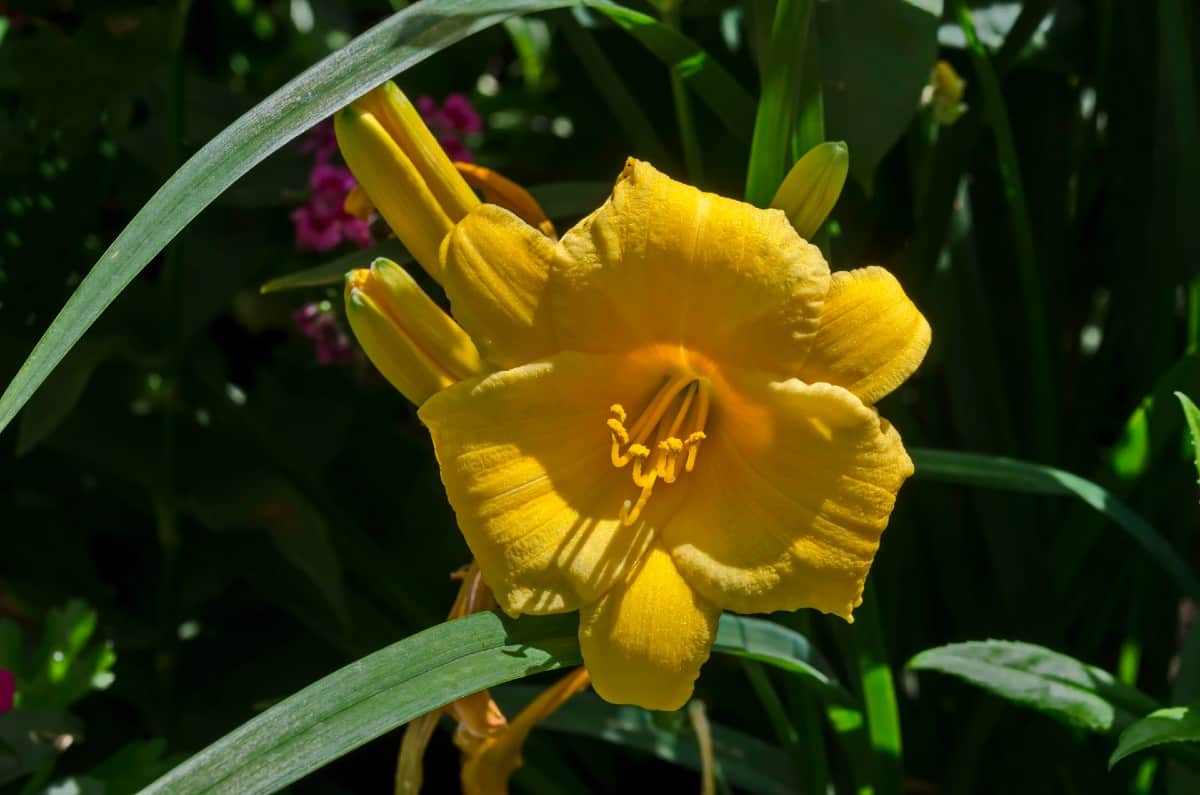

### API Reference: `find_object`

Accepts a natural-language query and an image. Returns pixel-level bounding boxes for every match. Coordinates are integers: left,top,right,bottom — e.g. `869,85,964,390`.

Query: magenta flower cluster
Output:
417,93,482,163
289,123,373,254
0,669,13,715
293,302,354,366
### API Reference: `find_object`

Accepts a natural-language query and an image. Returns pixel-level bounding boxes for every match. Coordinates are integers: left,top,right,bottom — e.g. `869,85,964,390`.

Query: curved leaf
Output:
141,611,835,794
908,640,1159,733
593,5,756,142
1111,706,1200,768
0,0,591,437
911,447,1200,600
139,612,580,795
715,614,849,703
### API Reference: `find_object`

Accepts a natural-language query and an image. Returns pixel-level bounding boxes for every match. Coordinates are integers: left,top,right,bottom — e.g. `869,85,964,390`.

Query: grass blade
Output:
0,0,592,437
559,13,671,165
911,447,1200,601
141,612,841,793
950,0,1055,460
139,611,580,795
744,0,813,206
593,5,756,142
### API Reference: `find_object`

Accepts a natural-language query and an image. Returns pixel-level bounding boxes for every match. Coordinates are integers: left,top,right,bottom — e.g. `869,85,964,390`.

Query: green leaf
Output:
713,614,851,704
494,684,798,795
1176,392,1200,487
817,0,942,185
1111,706,1200,768
259,240,411,294
911,447,1200,601
908,640,1159,733
141,611,841,793
0,0,591,437
592,5,756,142
745,0,815,206
140,611,580,795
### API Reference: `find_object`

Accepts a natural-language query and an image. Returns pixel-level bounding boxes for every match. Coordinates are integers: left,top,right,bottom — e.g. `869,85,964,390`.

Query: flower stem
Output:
661,2,703,181
952,0,1057,461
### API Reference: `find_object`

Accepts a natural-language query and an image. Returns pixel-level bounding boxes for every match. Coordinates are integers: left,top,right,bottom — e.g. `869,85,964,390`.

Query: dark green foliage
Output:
2,1,1199,793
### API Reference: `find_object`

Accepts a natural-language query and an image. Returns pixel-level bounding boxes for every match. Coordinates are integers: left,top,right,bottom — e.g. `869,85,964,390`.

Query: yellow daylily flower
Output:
337,82,930,712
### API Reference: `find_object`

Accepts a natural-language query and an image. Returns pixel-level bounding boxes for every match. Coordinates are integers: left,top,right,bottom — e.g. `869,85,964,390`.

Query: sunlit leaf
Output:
1111,706,1200,768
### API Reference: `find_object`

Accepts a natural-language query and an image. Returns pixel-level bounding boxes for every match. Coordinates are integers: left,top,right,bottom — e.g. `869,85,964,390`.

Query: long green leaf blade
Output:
141,612,834,793
593,5,756,142
911,447,1200,600
139,611,580,795
0,0,589,436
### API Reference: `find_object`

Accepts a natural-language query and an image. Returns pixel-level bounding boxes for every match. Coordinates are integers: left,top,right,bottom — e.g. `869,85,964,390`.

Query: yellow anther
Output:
683,430,707,473
605,376,711,522
606,418,630,445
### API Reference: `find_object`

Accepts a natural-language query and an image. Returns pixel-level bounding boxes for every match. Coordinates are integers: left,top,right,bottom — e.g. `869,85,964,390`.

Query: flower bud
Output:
335,83,481,280
344,258,484,405
770,141,849,241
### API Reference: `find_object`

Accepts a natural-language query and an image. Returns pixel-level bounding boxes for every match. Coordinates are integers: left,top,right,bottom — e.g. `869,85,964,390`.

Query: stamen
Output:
605,373,713,525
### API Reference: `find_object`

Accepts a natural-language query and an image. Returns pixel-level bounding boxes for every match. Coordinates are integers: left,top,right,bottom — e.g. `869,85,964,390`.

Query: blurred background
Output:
2,0,1199,792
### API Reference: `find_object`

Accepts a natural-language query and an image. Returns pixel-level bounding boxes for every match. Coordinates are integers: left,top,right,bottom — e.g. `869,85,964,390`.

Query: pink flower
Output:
300,120,338,164
293,303,355,366
417,93,481,163
0,670,13,715
289,162,373,253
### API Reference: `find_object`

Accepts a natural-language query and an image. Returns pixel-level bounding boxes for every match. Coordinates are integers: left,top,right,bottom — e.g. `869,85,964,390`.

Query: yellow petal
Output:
335,105,453,280
769,141,849,240
555,158,830,376
579,543,719,711
418,351,685,615
663,374,913,619
440,205,559,368
455,162,557,238
344,259,485,405
800,266,931,405
355,82,480,223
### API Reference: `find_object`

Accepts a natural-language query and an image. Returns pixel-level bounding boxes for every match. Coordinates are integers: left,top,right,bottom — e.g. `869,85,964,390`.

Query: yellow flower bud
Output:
923,60,967,126
769,141,849,241
334,83,481,281
344,258,484,405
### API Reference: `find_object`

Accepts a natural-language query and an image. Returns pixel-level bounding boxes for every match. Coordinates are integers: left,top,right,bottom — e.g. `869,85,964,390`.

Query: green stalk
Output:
560,13,670,165
153,0,193,734
951,0,1056,461
745,0,814,206
741,660,813,789
844,583,903,795
661,2,703,181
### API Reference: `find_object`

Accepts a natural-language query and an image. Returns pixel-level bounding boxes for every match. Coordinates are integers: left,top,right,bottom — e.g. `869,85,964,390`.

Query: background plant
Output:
1,0,1199,793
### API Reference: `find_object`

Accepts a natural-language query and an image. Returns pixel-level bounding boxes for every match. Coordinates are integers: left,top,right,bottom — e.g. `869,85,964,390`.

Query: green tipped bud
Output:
344,258,484,406
770,141,849,241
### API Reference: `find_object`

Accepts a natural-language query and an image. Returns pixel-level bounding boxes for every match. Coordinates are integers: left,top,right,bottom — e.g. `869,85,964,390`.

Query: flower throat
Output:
607,374,711,525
